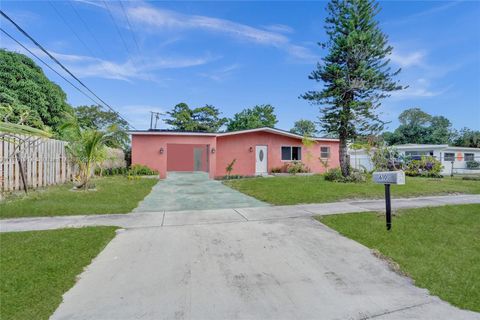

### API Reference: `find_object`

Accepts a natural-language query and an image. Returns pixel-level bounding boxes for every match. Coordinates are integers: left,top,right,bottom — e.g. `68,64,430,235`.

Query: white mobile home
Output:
349,144,480,176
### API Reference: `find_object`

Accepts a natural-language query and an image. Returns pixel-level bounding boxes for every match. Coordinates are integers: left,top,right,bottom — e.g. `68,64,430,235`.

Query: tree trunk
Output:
339,136,350,177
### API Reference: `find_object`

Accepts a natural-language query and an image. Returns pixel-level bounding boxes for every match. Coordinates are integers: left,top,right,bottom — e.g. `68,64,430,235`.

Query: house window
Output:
320,146,330,158
444,153,455,162
405,150,434,160
281,146,302,161
465,153,475,161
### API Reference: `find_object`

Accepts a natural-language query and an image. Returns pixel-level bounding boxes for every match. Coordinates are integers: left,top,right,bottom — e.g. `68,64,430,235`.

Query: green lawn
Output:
0,227,117,320
224,175,480,205
0,176,157,219
317,204,480,312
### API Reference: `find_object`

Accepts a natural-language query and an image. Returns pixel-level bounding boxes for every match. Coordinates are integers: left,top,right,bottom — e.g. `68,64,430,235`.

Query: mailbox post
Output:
372,171,405,230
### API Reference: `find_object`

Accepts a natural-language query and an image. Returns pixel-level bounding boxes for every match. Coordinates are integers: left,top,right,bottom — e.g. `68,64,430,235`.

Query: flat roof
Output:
349,144,480,152
129,127,340,142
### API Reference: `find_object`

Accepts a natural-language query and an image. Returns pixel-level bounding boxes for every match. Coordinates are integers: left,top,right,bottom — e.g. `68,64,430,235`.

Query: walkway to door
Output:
133,172,268,212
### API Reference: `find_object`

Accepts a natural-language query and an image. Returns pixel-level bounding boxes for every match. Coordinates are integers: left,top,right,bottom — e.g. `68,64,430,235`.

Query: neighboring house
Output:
130,127,340,179
349,144,480,175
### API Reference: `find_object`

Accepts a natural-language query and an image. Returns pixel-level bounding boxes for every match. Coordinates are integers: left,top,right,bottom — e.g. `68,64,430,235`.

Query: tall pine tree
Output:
302,0,403,177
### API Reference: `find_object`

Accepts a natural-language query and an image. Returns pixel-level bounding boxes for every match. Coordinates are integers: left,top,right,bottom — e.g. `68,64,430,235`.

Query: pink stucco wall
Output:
131,131,339,179
131,134,216,179
166,144,208,172
215,132,339,177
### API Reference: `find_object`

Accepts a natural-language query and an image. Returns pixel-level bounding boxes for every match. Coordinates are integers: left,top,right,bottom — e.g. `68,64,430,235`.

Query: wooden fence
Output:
0,134,75,193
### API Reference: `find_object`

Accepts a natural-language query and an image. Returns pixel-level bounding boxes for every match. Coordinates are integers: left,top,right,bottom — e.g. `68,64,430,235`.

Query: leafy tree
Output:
301,0,403,177
452,128,480,148
165,103,227,132
227,104,277,131
383,108,454,145
290,119,317,136
75,105,129,149
426,116,453,144
0,49,73,133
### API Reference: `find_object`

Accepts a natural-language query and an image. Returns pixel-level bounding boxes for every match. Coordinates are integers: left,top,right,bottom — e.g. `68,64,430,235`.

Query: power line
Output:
103,0,133,58
1,28,104,108
119,1,142,57
48,1,96,57
0,10,135,129
68,1,107,57
118,1,150,80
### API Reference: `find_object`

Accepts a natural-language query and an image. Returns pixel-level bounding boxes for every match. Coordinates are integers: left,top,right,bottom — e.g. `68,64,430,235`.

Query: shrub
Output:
128,164,158,176
218,174,245,180
226,159,236,176
462,176,480,181
95,167,128,176
324,167,366,183
270,167,283,173
286,161,310,174
342,170,367,183
371,145,403,171
466,160,480,169
324,168,343,181
405,156,443,178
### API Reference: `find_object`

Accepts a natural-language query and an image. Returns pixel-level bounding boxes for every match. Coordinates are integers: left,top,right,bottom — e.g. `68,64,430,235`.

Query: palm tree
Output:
0,121,51,137
61,115,112,190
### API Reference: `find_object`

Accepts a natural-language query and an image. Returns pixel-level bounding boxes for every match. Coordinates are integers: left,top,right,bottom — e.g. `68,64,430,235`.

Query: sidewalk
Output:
2,194,479,233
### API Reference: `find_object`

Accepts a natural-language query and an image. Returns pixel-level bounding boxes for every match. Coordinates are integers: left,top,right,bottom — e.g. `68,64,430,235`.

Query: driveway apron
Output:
50,217,479,320
133,172,268,212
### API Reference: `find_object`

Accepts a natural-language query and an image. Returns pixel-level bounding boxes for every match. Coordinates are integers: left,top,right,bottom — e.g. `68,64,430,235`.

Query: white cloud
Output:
199,64,240,82
262,24,294,34
390,50,426,68
125,3,315,61
127,6,287,45
389,78,451,100
3,39,214,81
383,1,461,26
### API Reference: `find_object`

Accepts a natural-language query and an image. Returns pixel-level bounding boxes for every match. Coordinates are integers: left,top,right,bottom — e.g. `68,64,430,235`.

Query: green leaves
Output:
290,119,317,136
0,121,52,137
75,105,129,149
302,0,404,177
383,107,454,145
0,49,73,133
165,103,227,132
302,0,403,138
226,104,278,131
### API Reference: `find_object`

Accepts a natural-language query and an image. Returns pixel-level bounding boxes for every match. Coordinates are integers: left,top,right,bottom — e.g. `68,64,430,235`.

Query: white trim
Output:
129,127,339,142
129,131,217,137
320,146,331,159
280,145,302,161
219,127,339,141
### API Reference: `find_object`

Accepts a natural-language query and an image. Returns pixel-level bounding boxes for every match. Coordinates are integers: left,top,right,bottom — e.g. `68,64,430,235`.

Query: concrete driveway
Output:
134,172,268,212
51,214,479,319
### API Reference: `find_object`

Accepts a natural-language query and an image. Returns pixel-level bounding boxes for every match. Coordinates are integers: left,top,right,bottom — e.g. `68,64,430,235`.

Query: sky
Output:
1,0,479,132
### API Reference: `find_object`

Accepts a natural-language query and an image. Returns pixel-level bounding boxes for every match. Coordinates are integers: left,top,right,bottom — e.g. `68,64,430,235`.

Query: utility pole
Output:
149,112,164,130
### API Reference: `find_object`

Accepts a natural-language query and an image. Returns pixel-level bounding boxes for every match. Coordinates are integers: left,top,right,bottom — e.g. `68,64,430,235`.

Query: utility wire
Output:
68,1,107,57
103,0,133,57
1,28,104,108
119,1,142,58
118,1,150,80
0,10,135,129
48,1,96,57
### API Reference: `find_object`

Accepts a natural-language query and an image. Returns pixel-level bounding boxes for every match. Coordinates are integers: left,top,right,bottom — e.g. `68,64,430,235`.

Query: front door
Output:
255,146,268,175
193,147,204,171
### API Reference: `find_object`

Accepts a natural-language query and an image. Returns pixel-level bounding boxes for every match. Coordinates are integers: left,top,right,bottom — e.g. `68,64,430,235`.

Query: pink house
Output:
130,127,340,179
